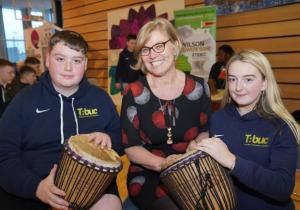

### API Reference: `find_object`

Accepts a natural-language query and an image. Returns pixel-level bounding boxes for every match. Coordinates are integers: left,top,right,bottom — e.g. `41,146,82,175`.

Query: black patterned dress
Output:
121,74,212,210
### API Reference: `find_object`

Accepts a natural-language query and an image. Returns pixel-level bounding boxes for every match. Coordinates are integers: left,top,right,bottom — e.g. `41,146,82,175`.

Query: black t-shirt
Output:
115,48,141,83
209,61,225,89
6,80,28,102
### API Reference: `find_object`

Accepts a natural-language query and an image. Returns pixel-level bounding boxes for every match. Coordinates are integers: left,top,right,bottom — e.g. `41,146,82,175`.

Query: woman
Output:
196,49,299,210
120,18,211,210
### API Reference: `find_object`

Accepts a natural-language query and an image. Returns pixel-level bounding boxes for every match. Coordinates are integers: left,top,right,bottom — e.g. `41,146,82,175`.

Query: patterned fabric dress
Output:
121,74,212,210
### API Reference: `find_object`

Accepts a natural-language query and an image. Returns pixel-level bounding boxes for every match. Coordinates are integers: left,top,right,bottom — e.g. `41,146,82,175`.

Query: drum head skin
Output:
68,134,122,170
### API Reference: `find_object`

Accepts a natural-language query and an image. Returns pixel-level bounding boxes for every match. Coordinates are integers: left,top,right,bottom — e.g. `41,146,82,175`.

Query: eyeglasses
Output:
140,39,170,56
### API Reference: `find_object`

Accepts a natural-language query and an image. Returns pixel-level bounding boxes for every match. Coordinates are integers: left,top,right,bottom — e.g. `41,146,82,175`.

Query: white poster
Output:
24,23,55,74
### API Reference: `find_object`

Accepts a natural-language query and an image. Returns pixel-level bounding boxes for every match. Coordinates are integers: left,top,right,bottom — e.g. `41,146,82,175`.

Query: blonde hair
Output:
222,49,300,143
134,18,182,73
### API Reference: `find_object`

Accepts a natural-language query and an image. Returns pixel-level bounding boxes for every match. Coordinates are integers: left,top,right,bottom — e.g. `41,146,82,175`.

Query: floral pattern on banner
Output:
205,0,300,15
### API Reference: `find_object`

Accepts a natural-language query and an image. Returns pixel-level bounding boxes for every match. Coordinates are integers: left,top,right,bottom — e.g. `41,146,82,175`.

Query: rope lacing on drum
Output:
195,158,212,210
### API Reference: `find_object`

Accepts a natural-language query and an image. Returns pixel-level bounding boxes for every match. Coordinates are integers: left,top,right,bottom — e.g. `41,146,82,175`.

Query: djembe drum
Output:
160,150,236,210
54,135,122,210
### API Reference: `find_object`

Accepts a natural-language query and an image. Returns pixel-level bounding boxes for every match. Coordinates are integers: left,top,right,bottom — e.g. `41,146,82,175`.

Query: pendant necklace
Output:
158,99,176,144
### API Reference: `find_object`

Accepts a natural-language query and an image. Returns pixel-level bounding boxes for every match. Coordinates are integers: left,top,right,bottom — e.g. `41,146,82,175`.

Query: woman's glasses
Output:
140,39,170,56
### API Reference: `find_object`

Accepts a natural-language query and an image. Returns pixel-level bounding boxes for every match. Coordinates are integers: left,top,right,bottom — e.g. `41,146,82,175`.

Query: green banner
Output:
174,6,216,79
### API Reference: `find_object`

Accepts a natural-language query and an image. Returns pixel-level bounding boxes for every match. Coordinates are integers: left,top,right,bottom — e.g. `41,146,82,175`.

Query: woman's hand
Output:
195,137,236,170
36,165,69,210
86,132,112,149
125,146,167,172
161,154,179,170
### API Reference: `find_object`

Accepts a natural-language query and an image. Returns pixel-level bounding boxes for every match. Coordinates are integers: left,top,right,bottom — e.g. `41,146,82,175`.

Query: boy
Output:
0,58,15,117
7,65,37,101
115,34,141,89
0,30,122,210
24,56,41,75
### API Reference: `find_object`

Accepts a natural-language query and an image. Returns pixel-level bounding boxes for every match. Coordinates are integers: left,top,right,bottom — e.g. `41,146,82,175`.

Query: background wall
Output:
62,0,300,113
216,3,300,113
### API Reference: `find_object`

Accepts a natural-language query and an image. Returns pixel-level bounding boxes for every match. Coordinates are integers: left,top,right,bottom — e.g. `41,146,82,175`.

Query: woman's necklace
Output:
158,99,176,144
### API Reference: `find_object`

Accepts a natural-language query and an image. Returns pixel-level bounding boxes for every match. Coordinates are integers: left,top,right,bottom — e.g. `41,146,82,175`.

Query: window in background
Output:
2,8,25,63
1,3,54,63
31,11,43,28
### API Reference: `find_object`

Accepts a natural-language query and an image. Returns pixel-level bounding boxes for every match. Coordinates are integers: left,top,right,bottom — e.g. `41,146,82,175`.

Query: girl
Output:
195,49,299,210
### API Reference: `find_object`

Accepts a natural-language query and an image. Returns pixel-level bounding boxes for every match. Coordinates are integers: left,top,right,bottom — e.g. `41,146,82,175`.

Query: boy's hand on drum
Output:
36,164,69,210
195,138,236,170
86,132,112,149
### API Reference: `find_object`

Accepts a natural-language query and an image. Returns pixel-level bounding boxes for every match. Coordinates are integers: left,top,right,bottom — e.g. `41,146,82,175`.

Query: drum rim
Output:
160,150,206,177
64,144,122,173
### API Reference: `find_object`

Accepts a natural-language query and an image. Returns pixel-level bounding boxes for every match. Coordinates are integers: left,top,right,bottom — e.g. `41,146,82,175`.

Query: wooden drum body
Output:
55,135,122,210
160,150,236,210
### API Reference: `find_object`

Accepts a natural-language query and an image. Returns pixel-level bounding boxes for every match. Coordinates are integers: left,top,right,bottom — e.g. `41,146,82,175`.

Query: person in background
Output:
194,49,299,210
115,34,142,89
121,18,211,210
24,56,41,75
0,30,122,210
208,44,234,95
7,65,37,101
15,60,24,76
0,58,15,118
11,56,40,86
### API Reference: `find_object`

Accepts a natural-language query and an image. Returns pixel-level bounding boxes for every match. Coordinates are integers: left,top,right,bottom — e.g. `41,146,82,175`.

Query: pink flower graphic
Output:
109,4,168,49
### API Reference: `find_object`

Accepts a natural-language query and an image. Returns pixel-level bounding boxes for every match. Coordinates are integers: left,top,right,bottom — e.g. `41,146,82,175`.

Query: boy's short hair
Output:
127,34,137,41
0,59,13,68
24,57,40,65
19,65,36,76
49,30,88,55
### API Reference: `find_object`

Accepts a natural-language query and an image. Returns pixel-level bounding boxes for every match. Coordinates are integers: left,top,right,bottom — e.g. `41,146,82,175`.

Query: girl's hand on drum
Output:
196,138,236,170
187,140,199,152
186,132,209,152
36,164,69,210
86,132,112,149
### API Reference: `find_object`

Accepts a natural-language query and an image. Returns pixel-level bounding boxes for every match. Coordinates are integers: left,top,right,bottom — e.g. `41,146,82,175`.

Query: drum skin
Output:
160,150,236,210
